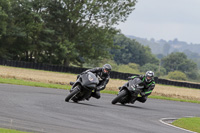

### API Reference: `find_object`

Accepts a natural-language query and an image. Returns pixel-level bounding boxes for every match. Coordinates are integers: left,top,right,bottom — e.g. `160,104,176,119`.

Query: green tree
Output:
43,0,137,66
0,0,48,61
0,0,10,58
161,52,198,75
139,63,166,76
0,0,11,58
117,63,141,74
162,43,170,56
156,54,165,59
183,49,200,69
0,0,137,67
167,71,187,81
0,0,10,38
111,34,159,66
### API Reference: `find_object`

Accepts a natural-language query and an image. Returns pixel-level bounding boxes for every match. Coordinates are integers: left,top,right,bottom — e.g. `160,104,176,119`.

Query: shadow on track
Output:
112,103,158,111
67,101,102,108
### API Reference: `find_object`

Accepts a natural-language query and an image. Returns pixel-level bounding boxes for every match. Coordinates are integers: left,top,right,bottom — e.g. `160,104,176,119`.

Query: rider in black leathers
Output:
79,64,112,99
129,71,155,103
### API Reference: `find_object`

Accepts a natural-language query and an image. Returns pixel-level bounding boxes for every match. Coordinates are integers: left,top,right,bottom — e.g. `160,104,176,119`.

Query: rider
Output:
79,64,112,99
129,71,155,103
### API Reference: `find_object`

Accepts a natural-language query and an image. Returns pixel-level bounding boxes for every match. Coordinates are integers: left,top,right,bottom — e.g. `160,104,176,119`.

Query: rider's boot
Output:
85,95,91,101
91,91,101,99
72,99,78,103
130,97,137,104
136,96,147,103
70,82,75,85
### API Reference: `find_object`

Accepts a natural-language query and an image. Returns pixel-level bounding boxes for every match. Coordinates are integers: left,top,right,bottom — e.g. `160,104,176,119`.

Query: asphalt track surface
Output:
0,84,199,133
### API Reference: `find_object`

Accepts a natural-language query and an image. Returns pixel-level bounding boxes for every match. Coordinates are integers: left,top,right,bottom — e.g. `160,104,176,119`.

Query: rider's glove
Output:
96,87,101,91
128,76,135,80
96,86,104,91
118,87,122,90
140,92,145,97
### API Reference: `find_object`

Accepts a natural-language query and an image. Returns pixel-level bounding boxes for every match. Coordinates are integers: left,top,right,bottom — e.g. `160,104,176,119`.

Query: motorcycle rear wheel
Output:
65,86,80,102
111,89,127,104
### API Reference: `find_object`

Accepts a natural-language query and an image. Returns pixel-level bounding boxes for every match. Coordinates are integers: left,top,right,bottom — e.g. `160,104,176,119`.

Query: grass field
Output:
172,117,200,133
0,128,30,133
0,65,200,102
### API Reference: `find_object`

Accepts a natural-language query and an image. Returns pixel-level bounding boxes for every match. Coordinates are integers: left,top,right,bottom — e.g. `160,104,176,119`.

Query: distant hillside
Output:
126,35,162,54
126,35,200,68
126,35,200,56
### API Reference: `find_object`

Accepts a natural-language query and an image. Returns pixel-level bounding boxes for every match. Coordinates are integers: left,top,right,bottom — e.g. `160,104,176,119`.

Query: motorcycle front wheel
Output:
65,86,80,102
111,89,128,104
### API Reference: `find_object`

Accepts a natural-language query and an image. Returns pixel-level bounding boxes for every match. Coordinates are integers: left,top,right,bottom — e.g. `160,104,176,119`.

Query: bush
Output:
185,71,200,80
167,71,187,81
96,61,141,74
117,63,141,74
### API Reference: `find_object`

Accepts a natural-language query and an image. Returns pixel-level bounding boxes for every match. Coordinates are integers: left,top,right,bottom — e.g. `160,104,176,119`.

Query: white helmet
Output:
145,71,154,82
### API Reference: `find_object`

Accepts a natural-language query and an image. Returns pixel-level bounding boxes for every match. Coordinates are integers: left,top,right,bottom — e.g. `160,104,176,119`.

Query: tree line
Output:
0,0,137,66
111,34,199,80
0,0,199,81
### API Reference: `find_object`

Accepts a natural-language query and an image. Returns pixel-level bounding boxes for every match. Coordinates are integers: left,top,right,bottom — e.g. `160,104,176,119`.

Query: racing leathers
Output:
81,67,110,99
130,75,155,103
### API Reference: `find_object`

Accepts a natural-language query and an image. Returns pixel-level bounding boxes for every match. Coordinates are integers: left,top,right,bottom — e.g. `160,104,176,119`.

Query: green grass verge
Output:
149,95,200,104
0,77,71,90
0,77,199,104
0,128,30,133
172,117,200,133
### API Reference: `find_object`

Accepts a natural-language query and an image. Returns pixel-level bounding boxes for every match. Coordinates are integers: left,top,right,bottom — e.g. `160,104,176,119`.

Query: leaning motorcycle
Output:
65,72,99,102
111,78,144,104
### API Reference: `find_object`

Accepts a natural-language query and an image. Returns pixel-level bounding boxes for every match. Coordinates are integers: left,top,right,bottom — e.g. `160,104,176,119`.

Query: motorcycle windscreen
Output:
128,78,143,93
130,78,142,85
81,72,99,89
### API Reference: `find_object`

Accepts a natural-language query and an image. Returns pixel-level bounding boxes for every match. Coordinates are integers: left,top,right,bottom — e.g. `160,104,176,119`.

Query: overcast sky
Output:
115,0,200,44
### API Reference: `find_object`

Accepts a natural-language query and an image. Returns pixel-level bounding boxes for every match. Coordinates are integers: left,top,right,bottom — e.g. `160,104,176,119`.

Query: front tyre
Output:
111,89,127,104
65,86,80,102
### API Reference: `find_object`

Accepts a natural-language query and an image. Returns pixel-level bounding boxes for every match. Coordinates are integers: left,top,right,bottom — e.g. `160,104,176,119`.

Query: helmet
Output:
102,64,112,75
145,71,154,82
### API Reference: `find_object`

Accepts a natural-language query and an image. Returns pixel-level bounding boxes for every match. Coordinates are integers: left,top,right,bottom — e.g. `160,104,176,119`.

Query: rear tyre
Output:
65,86,80,102
111,90,127,104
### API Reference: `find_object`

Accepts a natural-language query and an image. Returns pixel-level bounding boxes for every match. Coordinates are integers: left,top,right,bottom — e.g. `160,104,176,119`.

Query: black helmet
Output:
102,64,112,74
145,71,154,82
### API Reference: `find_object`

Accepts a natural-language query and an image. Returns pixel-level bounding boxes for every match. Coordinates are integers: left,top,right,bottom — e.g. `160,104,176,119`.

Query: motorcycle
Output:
65,72,99,102
111,77,144,105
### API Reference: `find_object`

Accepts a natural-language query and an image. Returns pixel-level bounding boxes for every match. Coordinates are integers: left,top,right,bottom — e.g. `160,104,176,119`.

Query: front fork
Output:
70,85,81,94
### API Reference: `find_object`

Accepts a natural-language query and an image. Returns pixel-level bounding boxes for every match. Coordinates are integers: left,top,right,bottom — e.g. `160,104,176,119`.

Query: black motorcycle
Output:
111,78,144,104
65,72,99,102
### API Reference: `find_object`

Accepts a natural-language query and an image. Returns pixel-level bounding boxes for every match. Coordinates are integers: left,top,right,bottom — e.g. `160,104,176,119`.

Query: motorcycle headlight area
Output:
131,85,135,91
88,74,94,81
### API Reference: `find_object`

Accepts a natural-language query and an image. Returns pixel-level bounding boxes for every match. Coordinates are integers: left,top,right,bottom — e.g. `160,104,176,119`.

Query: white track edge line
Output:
159,117,197,133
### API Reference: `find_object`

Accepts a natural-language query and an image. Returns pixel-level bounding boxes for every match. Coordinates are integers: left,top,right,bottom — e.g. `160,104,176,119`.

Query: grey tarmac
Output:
0,84,199,133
